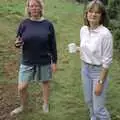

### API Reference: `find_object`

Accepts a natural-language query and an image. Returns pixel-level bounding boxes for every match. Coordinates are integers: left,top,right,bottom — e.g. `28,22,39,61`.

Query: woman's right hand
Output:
14,37,23,48
95,82,104,96
51,63,57,73
76,46,80,52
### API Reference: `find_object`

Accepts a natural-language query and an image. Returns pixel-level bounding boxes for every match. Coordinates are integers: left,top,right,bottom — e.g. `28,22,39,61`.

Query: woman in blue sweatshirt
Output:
11,0,57,115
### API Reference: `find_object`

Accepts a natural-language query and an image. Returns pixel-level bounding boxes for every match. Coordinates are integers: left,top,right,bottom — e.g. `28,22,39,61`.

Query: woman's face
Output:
87,5,102,26
28,0,42,18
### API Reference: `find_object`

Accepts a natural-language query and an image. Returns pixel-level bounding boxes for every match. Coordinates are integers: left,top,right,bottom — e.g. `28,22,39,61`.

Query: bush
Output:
107,0,120,52
113,29,120,51
109,20,120,30
108,0,120,19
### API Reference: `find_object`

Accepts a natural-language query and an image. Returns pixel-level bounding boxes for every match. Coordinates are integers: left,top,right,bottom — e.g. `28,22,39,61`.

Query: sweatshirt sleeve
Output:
16,19,26,38
48,23,57,64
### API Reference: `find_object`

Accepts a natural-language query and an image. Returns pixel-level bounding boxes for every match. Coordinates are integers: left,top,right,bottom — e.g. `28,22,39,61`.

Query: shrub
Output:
108,0,120,19
113,29,120,50
107,0,120,52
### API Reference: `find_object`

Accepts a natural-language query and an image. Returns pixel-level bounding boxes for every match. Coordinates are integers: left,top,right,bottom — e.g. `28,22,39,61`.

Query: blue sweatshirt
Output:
16,19,57,65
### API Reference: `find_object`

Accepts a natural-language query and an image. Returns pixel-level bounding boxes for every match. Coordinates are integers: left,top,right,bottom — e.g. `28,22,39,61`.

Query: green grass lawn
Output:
0,0,120,120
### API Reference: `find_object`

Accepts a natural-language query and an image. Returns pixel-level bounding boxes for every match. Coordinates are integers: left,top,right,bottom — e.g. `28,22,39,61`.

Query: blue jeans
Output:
81,62,111,120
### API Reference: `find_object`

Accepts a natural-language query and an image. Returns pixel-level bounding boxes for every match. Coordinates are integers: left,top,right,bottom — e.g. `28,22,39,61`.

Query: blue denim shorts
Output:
18,64,52,84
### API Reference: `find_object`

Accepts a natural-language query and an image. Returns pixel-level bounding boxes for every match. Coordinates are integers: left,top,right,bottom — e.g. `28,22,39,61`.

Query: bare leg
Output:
42,81,50,104
18,83,29,108
42,81,50,113
10,83,28,116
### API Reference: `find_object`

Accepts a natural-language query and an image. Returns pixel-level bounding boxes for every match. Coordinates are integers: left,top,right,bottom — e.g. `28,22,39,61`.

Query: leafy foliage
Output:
107,0,120,52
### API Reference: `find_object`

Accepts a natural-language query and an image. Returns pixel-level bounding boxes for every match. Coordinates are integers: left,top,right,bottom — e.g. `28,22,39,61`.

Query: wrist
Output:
98,80,104,84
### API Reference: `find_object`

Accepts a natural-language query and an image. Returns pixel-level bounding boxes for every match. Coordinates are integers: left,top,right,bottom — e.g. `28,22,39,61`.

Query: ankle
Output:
43,103,48,105
42,104,49,113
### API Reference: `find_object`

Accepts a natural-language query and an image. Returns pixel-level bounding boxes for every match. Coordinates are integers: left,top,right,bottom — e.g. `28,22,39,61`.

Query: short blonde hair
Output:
25,0,44,17
84,0,108,26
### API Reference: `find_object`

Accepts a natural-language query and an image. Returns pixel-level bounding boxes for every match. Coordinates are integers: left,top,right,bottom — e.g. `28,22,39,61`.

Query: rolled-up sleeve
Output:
102,32,113,68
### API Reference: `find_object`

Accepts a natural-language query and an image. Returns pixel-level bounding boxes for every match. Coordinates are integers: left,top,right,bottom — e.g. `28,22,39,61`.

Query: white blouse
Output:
80,25,113,68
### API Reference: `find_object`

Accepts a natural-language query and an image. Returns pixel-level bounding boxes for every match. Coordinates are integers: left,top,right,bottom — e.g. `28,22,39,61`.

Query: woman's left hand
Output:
51,64,57,73
95,83,104,96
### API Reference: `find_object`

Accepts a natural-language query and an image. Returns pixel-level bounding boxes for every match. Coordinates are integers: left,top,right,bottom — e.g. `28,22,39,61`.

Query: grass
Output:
0,0,120,120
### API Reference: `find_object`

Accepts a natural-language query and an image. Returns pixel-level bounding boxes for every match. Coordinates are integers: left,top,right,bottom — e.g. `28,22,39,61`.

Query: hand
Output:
51,64,57,73
15,38,23,48
94,83,104,96
76,46,80,52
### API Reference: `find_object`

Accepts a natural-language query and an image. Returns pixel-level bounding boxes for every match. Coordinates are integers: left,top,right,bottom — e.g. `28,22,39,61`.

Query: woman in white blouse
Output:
80,0,113,120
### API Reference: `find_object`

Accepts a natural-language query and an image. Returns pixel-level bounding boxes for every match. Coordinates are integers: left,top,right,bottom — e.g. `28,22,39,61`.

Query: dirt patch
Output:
0,40,20,80
0,83,43,120
0,84,19,120
3,60,18,80
2,45,20,80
